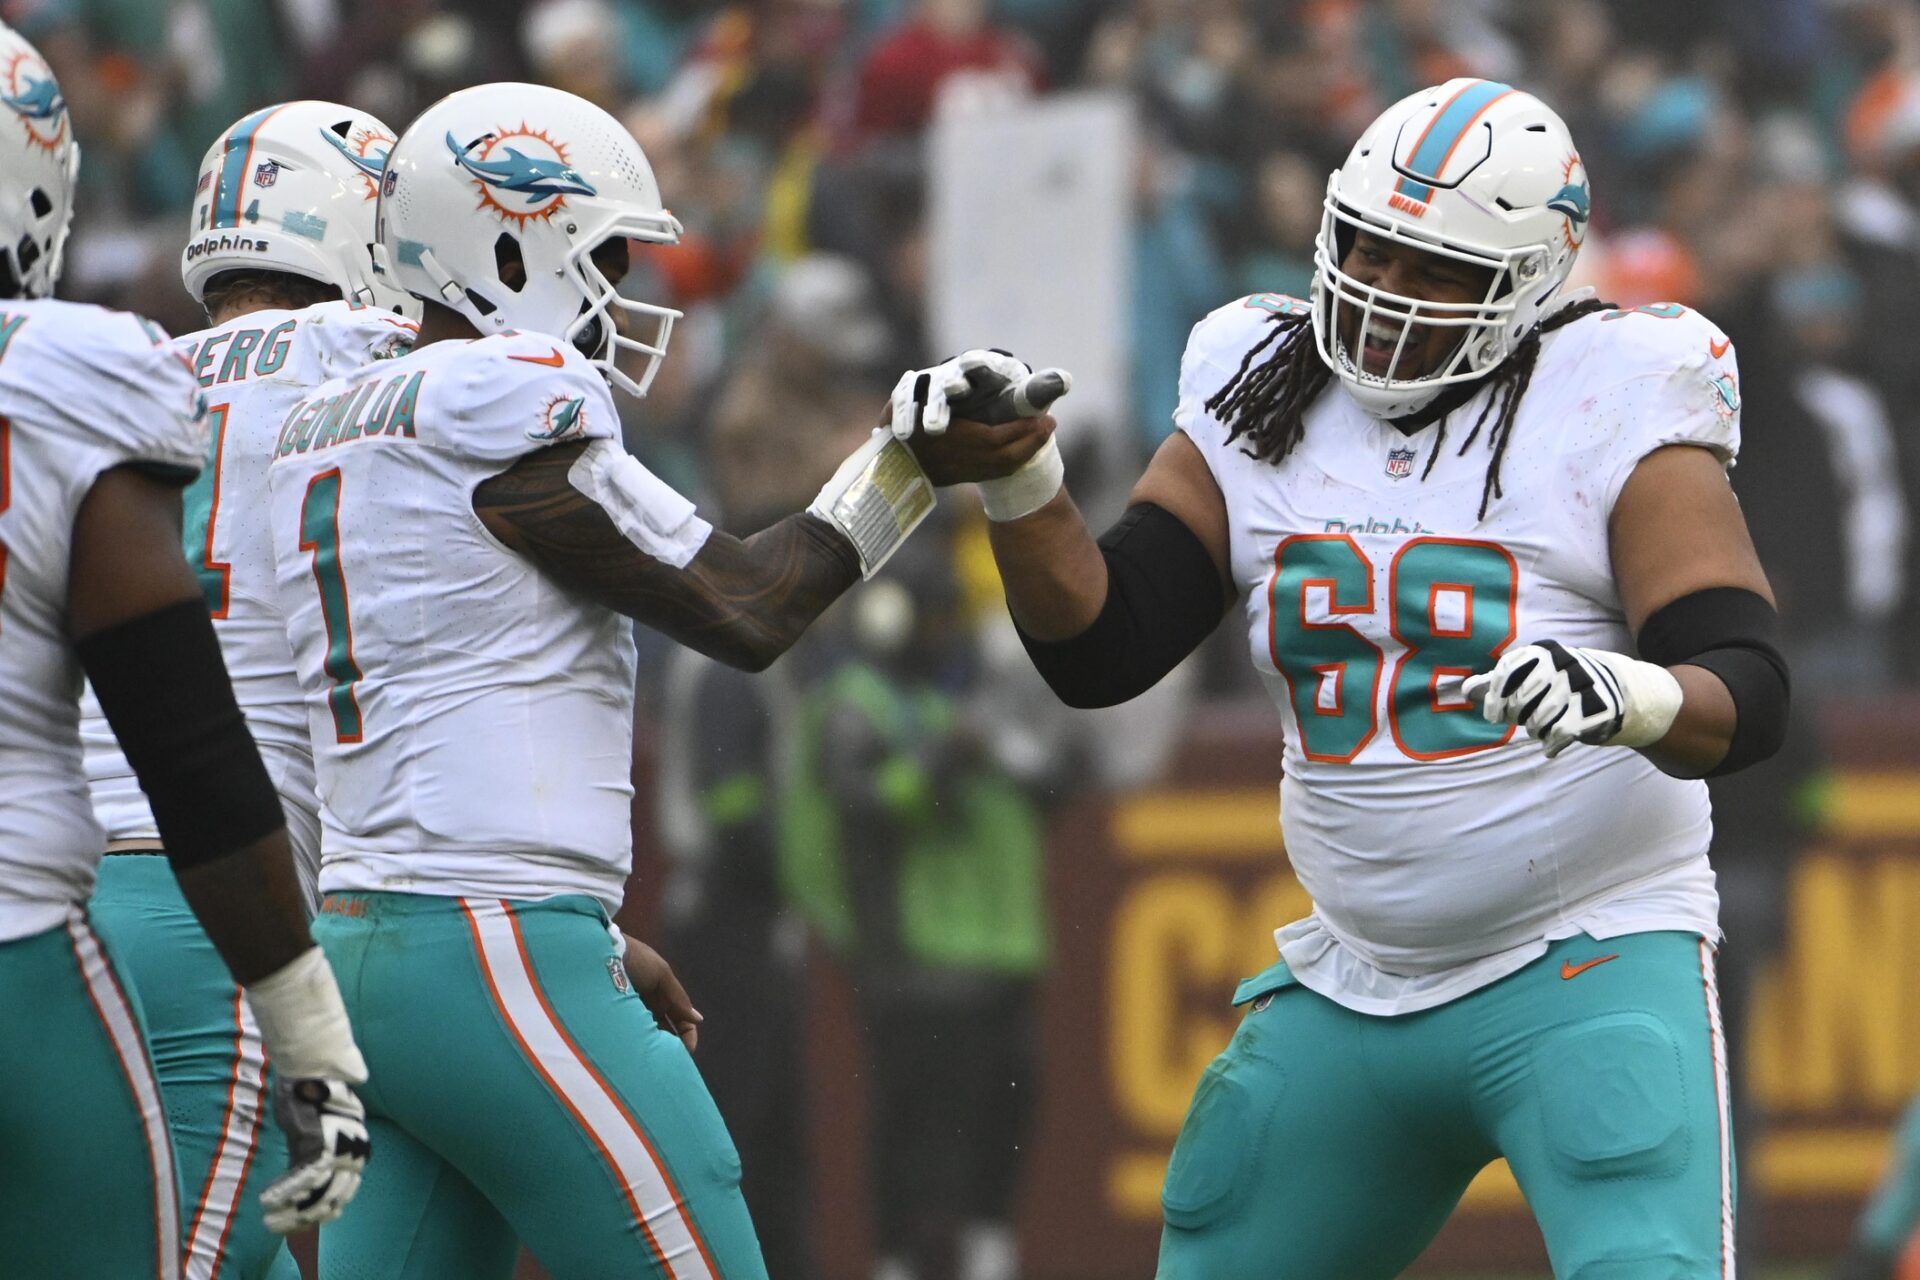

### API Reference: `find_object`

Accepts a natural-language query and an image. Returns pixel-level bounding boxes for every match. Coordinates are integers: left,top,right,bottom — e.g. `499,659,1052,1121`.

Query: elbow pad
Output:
1015,503,1227,709
76,599,285,868
1635,586,1790,777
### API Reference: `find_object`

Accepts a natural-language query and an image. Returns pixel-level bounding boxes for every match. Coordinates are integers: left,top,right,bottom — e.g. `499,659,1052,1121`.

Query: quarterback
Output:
270,82,1047,1279
905,80,1787,1276
79,100,416,1278
0,24,370,1279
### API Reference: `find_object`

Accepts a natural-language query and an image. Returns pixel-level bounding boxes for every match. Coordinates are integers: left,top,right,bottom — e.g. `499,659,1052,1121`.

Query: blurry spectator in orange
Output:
853,0,1044,142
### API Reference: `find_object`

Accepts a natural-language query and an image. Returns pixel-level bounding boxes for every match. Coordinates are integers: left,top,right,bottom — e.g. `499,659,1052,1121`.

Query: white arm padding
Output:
566,438,713,570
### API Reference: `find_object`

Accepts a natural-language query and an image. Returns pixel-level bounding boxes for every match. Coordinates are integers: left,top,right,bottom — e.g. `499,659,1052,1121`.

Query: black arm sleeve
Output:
1014,503,1229,709
76,599,286,868
1634,586,1791,777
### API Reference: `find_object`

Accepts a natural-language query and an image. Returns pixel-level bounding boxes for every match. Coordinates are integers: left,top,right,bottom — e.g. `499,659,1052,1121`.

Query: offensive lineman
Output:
0,24,369,1278
268,83,1048,1278
79,100,416,1279
901,80,1788,1277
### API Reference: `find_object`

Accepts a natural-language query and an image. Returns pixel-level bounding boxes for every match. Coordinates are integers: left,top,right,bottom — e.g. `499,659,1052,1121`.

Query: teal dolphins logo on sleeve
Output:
529,394,587,442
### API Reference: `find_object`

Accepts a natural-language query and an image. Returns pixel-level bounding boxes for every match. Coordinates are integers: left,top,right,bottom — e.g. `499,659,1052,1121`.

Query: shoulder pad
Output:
299,301,418,377
0,301,205,476
1561,301,1733,380
414,333,617,463
1187,293,1311,373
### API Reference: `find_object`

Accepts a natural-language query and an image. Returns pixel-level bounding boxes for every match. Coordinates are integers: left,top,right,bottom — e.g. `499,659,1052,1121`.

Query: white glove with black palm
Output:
245,947,372,1232
261,1075,370,1233
887,348,1072,521
1462,639,1683,759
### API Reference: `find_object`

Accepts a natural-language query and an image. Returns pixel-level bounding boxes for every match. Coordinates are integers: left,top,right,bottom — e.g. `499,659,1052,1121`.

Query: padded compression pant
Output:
90,854,300,1280
1156,931,1735,1280
0,906,183,1279
313,891,767,1280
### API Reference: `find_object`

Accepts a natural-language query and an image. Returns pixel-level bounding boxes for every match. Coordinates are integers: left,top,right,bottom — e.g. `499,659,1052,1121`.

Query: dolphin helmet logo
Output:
1549,155,1590,250
1546,182,1590,225
320,125,394,199
1,50,66,152
447,126,596,226
2,73,62,121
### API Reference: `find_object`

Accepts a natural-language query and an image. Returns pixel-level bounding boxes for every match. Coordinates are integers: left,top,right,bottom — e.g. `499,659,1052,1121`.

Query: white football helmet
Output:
374,82,682,396
184,100,413,315
0,22,78,299
1311,79,1591,418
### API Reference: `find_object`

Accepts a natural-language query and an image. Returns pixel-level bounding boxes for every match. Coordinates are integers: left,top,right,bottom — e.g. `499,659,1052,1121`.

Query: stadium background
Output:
9,0,1920,1275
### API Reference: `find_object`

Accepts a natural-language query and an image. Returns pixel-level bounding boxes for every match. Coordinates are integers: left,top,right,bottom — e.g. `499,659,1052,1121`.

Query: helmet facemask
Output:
1312,188,1555,418
557,217,681,398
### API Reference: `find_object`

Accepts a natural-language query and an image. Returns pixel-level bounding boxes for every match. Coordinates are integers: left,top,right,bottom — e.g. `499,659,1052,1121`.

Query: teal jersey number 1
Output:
298,468,364,743
1269,535,1517,763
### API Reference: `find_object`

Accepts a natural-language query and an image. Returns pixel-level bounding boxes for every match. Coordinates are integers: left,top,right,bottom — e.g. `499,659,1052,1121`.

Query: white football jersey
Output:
1179,294,1741,1014
0,300,205,942
80,302,414,899
266,332,711,913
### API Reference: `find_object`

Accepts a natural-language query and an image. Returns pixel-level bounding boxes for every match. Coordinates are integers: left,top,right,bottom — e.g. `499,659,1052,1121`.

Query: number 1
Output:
298,469,363,742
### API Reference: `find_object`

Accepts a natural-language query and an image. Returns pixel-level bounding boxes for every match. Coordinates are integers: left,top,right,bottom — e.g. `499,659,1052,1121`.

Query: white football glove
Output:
888,348,1033,439
244,947,372,1232
260,1075,371,1233
1462,639,1683,759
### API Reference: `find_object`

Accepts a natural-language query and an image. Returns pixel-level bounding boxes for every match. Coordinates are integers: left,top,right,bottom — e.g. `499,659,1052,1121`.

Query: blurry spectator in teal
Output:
1235,147,1322,301
1134,129,1228,446
783,544,1047,1280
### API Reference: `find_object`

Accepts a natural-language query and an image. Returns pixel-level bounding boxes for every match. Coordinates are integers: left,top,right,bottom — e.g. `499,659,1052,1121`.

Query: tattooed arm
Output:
472,441,860,672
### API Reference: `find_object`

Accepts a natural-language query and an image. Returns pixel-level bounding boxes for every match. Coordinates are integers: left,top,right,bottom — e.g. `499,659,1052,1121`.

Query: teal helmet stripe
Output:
1393,80,1514,204
212,104,287,228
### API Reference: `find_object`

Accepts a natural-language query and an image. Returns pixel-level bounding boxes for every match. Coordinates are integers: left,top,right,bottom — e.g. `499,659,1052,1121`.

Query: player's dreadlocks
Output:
1205,296,1616,519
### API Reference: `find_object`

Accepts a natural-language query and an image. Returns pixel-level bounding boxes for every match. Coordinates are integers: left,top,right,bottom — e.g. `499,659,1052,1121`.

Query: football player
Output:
0,24,369,1279
900,79,1787,1277
79,100,418,1279
266,82,1049,1278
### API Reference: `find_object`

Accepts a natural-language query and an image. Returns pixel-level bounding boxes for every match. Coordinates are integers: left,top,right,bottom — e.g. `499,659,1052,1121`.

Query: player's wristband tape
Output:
245,946,368,1083
1015,503,1228,708
978,436,1065,522
1635,586,1790,776
75,598,284,869
807,429,935,579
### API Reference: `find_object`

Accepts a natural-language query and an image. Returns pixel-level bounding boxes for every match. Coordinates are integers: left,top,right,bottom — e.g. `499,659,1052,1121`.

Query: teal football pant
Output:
1157,930,1735,1280
89,854,300,1280
0,905,183,1279
313,891,767,1280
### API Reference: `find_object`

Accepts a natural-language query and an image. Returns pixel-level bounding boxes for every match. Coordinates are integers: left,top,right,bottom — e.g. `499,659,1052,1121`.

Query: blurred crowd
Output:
9,0,1920,1274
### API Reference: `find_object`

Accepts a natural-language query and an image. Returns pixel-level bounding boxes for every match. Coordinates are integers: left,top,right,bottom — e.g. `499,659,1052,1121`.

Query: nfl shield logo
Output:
254,160,279,188
1385,446,1416,479
607,957,629,994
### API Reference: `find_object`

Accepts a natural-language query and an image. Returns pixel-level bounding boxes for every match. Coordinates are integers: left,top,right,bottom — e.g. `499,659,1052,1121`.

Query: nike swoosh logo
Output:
1709,336,1730,359
1560,954,1620,980
508,347,566,367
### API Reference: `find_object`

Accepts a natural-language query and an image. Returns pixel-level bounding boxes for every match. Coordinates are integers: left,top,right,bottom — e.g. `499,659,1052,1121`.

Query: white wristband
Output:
245,946,368,1083
1589,649,1685,748
976,436,1064,522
